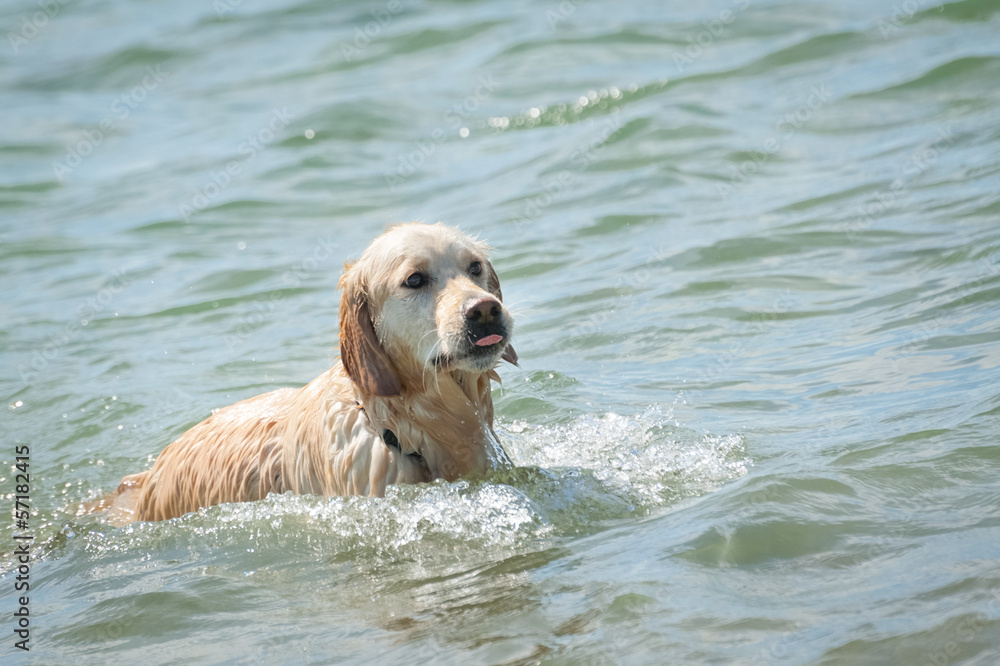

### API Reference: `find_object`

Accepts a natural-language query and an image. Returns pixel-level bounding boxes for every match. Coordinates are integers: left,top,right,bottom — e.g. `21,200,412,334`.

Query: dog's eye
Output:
404,272,428,289
469,261,482,276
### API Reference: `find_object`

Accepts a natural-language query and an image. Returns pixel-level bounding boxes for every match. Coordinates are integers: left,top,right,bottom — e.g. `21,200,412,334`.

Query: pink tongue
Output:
475,334,504,347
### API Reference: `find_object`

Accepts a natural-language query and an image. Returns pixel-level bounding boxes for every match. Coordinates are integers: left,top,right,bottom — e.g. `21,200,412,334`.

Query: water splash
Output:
500,405,751,512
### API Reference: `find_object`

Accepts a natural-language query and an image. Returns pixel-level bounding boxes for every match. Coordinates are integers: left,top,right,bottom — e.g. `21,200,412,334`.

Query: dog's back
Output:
90,386,298,524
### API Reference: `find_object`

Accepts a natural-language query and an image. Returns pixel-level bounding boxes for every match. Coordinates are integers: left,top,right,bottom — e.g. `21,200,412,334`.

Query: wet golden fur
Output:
90,223,517,525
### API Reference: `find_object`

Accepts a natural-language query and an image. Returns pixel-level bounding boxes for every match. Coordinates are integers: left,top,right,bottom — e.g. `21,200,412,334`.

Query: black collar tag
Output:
382,428,425,464
382,429,401,451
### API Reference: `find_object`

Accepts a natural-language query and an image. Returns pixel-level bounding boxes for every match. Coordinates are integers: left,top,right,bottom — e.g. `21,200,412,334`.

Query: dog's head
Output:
339,223,517,397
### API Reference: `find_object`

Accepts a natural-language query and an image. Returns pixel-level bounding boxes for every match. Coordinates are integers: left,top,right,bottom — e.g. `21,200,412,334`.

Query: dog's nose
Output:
464,296,502,324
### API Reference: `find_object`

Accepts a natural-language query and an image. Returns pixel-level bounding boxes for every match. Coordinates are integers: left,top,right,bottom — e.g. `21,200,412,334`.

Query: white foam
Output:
500,404,751,507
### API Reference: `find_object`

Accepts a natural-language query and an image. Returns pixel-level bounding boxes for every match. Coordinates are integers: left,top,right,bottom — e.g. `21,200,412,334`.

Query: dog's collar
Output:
381,428,424,462
356,401,425,464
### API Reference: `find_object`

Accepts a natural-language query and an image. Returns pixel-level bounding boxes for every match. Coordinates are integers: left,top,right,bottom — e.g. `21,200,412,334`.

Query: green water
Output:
3,0,1000,663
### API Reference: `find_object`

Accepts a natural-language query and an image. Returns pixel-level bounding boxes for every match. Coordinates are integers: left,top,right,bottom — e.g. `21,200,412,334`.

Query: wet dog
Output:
90,223,517,524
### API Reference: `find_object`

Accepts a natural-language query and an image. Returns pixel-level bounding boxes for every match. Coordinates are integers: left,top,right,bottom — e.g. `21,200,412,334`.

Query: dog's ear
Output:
339,266,402,397
486,260,519,367
501,342,519,366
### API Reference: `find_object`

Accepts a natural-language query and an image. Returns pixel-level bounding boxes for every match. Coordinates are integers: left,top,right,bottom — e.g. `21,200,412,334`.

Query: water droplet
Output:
304,129,315,140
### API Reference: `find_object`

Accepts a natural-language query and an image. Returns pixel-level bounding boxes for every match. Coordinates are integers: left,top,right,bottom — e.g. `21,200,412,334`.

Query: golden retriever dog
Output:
91,223,517,525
